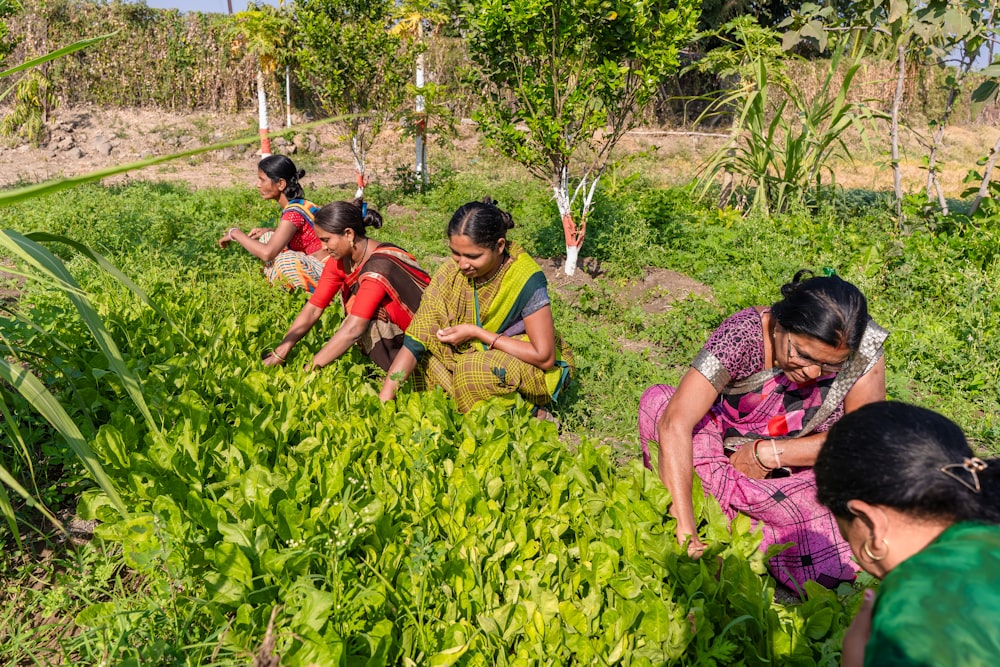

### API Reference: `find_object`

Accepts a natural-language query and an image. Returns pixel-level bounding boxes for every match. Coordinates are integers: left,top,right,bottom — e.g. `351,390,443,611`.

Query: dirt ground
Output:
5,104,996,194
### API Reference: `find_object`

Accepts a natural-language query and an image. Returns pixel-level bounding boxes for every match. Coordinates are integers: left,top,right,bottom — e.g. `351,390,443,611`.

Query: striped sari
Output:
403,245,573,413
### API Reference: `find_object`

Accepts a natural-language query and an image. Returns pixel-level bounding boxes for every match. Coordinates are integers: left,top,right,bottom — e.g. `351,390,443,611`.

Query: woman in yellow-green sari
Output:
379,198,573,413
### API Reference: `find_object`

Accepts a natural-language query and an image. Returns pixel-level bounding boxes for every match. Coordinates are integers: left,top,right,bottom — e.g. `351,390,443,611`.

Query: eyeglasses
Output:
786,333,849,375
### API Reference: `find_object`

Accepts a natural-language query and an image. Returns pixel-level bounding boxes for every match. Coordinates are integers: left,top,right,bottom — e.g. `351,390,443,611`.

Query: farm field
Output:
3,116,1000,664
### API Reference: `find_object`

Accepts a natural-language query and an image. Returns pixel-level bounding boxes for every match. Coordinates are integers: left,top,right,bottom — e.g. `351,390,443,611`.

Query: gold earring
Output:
862,536,889,562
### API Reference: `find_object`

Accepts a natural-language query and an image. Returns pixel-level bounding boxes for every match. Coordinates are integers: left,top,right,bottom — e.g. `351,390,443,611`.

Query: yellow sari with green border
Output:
403,245,573,411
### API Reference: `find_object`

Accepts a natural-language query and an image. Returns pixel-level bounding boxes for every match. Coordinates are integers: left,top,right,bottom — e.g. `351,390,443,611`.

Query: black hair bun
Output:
480,196,515,230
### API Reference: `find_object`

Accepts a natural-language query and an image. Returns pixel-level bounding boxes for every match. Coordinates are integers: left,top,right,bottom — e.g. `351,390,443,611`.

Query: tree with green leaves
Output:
465,0,699,275
784,0,993,220
294,0,415,198
228,2,294,156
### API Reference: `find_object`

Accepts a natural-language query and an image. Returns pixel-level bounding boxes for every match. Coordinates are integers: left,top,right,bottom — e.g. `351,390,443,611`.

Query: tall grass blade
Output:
0,358,126,515
0,34,115,79
0,393,63,544
1,229,157,431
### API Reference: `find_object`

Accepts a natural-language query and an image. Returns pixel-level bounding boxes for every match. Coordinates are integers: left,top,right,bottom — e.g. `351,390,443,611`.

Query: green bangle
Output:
753,439,774,472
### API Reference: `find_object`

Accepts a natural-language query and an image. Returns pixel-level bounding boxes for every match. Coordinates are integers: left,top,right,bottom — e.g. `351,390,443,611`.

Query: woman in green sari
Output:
815,401,1000,667
379,198,573,413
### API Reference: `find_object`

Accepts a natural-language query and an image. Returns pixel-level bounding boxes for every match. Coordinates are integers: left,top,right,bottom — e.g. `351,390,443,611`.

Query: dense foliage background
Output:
2,0,999,124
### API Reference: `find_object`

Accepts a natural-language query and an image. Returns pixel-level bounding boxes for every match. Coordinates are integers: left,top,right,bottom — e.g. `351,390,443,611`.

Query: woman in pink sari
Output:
638,271,887,589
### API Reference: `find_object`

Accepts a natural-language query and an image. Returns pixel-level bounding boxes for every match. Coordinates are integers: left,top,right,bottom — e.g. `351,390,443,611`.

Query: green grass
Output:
10,173,1000,443
6,174,1000,448
2,172,1000,663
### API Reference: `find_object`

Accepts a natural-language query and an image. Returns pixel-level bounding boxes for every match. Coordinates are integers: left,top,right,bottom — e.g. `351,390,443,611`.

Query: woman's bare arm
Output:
263,302,324,366
310,315,370,369
433,305,556,370
655,369,720,550
231,218,298,262
749,355,888,469
379,347,419,401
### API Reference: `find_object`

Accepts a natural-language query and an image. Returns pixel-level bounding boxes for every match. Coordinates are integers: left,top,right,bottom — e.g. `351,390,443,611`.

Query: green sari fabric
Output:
865,521,1000,667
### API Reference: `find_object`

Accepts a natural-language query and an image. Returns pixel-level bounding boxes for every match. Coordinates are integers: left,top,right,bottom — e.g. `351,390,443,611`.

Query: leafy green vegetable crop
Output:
6,173,1000,663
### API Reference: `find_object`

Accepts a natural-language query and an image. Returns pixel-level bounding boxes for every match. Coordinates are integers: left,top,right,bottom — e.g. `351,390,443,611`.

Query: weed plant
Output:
2,173,1000,663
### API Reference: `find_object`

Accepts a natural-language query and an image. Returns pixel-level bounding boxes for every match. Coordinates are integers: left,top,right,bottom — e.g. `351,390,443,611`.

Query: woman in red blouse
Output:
263,200,430,370
217,155,328,292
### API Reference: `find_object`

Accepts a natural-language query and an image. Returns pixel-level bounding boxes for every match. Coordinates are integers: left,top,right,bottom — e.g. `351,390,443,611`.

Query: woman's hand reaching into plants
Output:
841,589,874,667
685,535,707,559
218,227,241,249
262,348,287,366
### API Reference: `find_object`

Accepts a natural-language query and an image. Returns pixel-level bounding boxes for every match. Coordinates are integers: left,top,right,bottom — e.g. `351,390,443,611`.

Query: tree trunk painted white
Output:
351,135,366,199
285,65,292,128
553,168,600,276
553,182,578,276
415,49,427,187
891,44,904,223
257,69,271,156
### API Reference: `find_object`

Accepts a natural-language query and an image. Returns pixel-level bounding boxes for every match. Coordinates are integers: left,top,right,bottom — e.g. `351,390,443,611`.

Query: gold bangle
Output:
270,349,286,362
770,439,783,469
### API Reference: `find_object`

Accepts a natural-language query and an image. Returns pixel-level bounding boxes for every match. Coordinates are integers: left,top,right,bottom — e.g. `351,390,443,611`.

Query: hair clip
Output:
940,457,988,493
361,202,368,217
821,267,837,277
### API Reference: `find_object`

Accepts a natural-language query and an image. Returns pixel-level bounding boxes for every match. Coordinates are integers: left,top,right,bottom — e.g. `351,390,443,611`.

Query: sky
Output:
138,0,280,13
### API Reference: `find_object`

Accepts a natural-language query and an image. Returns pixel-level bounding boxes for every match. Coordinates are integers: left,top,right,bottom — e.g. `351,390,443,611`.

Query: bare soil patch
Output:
626,268,714,315
0,106,491,192
5,105,997,198
539,257,712,314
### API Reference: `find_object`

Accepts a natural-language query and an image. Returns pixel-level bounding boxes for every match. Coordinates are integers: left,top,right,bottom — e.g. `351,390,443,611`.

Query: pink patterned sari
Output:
638,308,888,589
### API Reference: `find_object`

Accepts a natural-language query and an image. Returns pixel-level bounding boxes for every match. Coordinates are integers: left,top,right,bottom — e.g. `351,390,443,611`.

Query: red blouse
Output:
283,200,323,254
308,248,415,329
